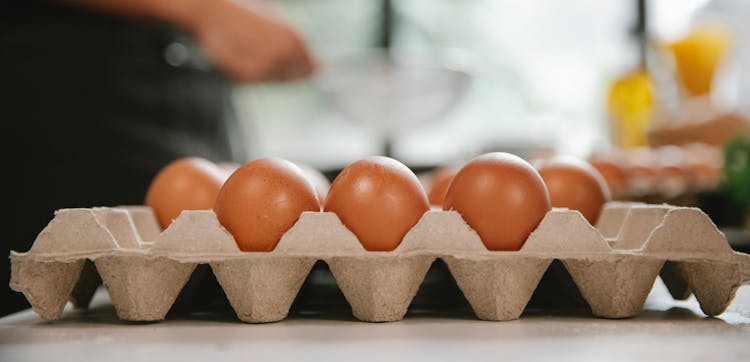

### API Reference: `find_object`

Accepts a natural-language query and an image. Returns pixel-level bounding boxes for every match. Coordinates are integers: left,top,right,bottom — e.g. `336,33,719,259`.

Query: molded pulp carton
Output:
10,202,750,323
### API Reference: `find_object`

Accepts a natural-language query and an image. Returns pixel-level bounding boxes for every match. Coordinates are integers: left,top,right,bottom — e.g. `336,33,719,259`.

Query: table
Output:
1,279,749,362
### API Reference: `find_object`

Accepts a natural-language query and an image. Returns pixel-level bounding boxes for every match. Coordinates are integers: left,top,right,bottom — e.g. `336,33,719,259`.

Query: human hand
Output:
188,0,316,83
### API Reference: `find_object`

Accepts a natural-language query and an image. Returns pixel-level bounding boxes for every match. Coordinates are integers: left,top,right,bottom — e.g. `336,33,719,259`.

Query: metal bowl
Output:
316,49,472,135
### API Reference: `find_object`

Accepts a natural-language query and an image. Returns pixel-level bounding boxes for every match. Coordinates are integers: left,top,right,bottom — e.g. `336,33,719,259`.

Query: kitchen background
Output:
233,0,749,169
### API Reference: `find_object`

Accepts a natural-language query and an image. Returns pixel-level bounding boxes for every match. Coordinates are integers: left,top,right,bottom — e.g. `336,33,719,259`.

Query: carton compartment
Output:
562,255,664,318
9,202,750,323
443,255,552,321
10,257,86,320
678,260,743,316
327,254,435,322
94,254,197,321
210,256,316,323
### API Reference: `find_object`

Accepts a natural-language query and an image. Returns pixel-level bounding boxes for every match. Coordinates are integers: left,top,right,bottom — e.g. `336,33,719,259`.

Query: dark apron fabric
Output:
1,1,240,315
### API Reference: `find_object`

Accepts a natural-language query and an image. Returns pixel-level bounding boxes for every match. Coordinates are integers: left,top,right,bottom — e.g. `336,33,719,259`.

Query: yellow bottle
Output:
607,67,654,148
668,24,730,97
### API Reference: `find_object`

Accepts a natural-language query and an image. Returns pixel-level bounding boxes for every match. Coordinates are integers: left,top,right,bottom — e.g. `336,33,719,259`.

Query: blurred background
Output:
237,0,742,162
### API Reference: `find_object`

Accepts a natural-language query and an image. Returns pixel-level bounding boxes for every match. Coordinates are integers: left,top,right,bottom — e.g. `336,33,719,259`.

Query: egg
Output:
624,147,657,195
427,165,459,206
324,156,429,251
653,146,690,198
214,158,320,252
589,159,628,197
588,152,629,197
537,156,611,224
145,157,226,229
683,143,722,190
443,152,551,251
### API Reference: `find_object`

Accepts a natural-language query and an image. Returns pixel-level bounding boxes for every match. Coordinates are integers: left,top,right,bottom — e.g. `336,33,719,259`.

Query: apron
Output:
1,1,241,314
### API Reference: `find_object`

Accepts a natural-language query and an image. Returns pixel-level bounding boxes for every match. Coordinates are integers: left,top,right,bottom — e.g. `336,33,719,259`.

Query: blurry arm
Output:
63,0,315,83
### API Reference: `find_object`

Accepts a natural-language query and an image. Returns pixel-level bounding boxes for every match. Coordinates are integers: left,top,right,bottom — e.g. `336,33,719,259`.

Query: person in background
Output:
1,0,315,316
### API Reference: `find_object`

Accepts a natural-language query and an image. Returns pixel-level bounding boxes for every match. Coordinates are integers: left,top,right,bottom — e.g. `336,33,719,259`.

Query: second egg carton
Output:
10,202,750,323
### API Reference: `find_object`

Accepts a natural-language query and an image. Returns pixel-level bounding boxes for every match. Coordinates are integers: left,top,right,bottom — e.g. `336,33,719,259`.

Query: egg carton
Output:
10,202,750,323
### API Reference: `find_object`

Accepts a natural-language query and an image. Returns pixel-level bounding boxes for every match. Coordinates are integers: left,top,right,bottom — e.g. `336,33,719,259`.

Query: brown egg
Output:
427,165,459,206
653,145,690,197
443,152,551,251
683,143,722,190
324,156,430,251
589,159,628,197
145,157,226,229
537,156,611,224
624,147,657,194
626,164,656,194
214,158,320,252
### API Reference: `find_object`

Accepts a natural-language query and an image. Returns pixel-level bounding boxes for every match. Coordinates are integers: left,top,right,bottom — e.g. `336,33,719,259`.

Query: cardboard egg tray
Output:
10,202,750,323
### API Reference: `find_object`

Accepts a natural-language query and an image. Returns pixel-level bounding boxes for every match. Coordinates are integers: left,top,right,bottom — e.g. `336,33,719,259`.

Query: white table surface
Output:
1,279,750,362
